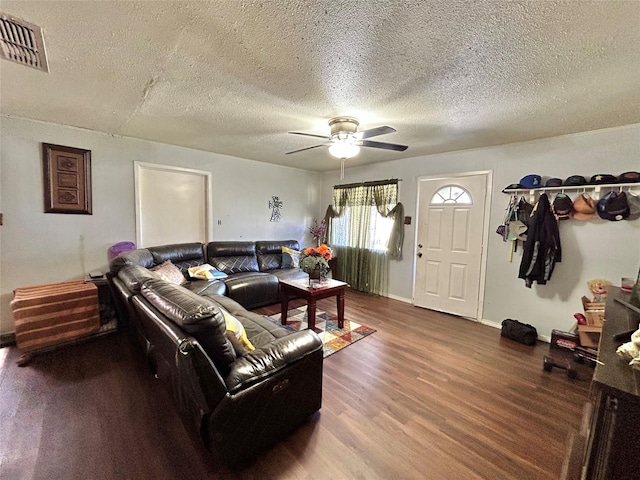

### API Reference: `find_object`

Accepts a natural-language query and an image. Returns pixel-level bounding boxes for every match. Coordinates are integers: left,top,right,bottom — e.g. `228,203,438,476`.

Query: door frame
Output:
412,170,493,321
134,161,213,247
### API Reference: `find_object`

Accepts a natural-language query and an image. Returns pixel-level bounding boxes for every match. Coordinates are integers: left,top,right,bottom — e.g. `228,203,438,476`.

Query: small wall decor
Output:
269,196,283,222
42,143,92,214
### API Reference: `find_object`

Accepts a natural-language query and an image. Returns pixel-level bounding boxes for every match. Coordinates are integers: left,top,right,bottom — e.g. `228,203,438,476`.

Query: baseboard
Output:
386,293,412,304
383,298,554,344
480,319,551,343
480,319,502,330
0,332,16,347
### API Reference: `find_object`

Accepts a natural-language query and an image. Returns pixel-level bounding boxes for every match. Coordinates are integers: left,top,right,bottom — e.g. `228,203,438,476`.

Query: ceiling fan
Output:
286,117,408,159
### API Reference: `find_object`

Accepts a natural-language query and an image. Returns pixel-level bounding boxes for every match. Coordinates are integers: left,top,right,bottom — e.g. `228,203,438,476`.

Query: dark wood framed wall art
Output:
42,143,92,214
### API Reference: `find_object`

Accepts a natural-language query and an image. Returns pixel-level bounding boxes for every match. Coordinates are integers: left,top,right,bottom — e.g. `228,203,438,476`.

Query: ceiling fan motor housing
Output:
329,117,359,138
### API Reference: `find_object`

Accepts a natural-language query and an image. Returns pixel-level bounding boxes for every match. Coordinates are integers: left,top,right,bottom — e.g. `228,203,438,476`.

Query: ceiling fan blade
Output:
285,144,328,155
360,140,408,152
288,131,331,140
353,126,396,140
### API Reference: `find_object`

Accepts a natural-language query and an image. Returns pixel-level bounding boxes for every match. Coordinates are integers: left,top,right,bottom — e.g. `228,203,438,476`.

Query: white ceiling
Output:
1,1,639,172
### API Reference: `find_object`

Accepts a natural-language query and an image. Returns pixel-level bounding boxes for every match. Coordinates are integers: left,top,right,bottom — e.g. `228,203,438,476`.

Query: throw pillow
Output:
151,260,186,285
281,246,301,269
220,307,255,352
225,331,249,357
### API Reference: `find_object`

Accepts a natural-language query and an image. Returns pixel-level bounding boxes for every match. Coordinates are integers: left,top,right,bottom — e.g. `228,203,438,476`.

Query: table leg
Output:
308,299,317,331
281,291,289,325
337,289,345,328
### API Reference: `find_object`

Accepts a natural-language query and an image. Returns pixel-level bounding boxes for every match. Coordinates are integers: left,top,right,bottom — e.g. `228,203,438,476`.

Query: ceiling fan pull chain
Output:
340,158,345,180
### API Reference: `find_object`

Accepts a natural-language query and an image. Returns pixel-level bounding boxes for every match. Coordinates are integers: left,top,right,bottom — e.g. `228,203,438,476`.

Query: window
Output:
430,185,472,205
329,182,398,252
326,180,401,295
330,205,395,252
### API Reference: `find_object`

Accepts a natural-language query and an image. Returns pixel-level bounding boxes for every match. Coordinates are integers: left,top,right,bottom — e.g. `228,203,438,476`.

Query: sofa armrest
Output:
225,330,322,392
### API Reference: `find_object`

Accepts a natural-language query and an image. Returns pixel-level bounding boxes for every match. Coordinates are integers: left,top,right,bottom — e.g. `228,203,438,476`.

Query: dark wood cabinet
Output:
84,274,119,334
579,288,640,480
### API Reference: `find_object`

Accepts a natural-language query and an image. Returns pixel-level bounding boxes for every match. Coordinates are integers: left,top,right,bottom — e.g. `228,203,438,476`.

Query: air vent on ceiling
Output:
0,13,48,72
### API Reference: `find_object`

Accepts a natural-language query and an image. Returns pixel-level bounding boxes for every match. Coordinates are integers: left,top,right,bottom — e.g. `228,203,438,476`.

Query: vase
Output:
307,265,322,288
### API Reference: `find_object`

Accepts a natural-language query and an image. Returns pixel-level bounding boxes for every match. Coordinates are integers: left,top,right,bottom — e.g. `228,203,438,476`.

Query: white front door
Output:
414,174,488,319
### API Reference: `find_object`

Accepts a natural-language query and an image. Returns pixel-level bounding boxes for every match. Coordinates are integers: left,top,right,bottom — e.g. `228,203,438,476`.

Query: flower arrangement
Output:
309,218,326,246
299,244,333,277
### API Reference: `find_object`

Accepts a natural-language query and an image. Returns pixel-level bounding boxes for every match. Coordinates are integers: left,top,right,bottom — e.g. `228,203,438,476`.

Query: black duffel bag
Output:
501,319,538,346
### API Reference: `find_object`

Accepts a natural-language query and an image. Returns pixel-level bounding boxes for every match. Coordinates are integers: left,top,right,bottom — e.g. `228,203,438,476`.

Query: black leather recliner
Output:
131,280,323,465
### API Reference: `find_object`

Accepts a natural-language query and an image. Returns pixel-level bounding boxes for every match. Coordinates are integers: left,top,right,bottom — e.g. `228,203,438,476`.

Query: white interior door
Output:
135,162,212,248
414,174,488,319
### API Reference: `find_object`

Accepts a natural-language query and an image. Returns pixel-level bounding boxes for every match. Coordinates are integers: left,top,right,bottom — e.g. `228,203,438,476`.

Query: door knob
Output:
418,244,423,248
417,252,423,258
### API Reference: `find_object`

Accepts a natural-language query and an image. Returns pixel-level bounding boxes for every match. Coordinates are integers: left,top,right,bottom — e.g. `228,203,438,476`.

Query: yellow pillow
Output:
220,307,255,352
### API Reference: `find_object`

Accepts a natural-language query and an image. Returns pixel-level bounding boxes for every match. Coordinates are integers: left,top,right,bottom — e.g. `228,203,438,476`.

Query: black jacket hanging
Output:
518,193,561,287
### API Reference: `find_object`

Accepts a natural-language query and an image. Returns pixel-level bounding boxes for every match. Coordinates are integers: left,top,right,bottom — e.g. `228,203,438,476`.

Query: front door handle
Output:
417,252,423,258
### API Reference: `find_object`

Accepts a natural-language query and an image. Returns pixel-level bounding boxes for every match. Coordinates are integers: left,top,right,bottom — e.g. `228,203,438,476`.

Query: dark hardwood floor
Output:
0,291,590,480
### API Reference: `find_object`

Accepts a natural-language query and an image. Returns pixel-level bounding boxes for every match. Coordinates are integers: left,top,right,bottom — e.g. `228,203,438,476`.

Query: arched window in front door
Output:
430,185,472,205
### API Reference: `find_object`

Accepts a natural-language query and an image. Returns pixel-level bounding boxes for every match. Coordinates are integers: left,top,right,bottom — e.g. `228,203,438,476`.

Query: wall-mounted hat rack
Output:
502,181,640,204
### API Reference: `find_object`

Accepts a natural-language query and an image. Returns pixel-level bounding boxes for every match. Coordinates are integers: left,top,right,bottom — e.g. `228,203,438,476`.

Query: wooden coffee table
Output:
280,278,348,330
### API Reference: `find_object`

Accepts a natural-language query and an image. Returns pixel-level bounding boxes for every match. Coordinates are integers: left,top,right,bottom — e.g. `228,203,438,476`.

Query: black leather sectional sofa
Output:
108,240,322,466
111,240,308,310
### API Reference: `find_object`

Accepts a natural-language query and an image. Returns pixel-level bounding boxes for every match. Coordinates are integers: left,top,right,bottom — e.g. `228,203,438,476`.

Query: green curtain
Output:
325,181,404,295
331,245,389,295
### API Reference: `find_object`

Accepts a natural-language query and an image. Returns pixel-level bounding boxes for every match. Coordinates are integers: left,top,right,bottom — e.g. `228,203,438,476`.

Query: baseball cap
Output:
502,183,522,192
626,192,640,220
545,178,563,187
597,191,630,221
552,193,573,220
589,174,617,185
519,174,542,189
563,175,587,186
617,171,640,183
572,194,596,220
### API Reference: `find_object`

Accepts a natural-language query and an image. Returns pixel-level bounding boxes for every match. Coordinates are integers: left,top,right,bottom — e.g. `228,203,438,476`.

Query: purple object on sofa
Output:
108,241,136,261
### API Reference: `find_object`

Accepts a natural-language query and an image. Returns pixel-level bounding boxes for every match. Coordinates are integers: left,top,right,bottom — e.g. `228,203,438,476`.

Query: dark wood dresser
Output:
579,287,640,480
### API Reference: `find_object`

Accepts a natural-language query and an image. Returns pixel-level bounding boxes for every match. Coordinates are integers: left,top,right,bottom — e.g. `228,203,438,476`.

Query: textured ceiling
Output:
1,1,639,172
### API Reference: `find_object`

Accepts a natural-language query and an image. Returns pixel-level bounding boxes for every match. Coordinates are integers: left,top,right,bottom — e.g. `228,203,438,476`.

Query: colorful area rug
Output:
268,306,376,358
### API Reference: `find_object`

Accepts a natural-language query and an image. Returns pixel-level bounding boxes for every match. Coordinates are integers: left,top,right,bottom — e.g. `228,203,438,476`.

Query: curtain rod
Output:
334,178,402,189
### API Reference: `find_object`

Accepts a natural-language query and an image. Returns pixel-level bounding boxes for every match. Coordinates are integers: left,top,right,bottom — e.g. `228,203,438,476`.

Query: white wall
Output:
0,116,322,334
321,124,640,338
2,117,638,339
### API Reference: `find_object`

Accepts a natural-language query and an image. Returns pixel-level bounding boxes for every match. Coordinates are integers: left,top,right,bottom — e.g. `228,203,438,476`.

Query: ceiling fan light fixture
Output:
328,141,360,159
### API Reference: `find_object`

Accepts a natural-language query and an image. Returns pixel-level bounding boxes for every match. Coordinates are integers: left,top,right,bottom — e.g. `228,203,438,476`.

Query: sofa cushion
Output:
140,279,236,373
267,268,308,283
117,265,160,293
209,255,259,274
223,272,279,310
151,260,187,285
148,243,205,274
256,240,300,270
206,241,259,274
225,331,323,392
206,294,292,348
110,248,155,273
148,242,204,264
182,279,227,296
